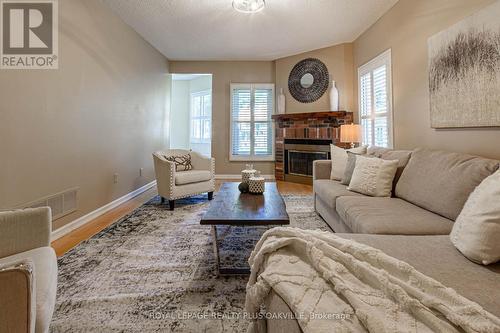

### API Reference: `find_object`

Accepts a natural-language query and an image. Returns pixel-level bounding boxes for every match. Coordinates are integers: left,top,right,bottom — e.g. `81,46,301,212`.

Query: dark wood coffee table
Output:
200,182,290,276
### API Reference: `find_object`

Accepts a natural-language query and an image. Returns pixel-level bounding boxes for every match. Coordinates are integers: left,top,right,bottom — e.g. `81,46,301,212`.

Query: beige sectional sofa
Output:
265,234,500,333
313,148,498,235
263,148,500,332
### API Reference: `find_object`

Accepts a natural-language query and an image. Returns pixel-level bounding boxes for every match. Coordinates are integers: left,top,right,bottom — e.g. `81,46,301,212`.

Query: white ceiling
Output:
102,0,399,61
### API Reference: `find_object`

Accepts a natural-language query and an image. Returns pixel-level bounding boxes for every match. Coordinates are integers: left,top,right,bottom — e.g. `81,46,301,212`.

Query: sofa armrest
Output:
313,160,332,180
0,208,51,258
190,151,215,175
153,153,176,197
0,259,35,333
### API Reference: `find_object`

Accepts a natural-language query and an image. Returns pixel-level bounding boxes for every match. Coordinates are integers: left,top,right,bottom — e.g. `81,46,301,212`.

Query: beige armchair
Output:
153,149,215,210
0,207,58,333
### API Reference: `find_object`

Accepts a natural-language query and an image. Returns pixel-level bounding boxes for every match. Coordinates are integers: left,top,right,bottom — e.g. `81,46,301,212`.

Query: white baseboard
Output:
51,180,157,241
215,174,275,180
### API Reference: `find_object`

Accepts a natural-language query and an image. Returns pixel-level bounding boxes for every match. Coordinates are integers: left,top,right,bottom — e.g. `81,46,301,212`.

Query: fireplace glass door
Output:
287,150,329,177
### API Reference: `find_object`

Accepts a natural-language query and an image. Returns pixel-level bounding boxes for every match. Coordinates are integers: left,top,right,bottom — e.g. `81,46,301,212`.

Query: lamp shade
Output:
340,123,362,143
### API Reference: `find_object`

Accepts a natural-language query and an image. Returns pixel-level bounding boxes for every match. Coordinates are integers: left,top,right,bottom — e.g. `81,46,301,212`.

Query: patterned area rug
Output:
51,193,329,332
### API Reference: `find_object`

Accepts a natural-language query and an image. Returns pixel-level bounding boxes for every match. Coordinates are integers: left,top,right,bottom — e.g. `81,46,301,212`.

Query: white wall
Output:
190,76,212,94
170,81,190,149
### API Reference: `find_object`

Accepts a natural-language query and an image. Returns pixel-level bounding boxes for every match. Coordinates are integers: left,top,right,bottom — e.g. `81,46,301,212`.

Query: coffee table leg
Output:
211,225,250,277
211,225,220,276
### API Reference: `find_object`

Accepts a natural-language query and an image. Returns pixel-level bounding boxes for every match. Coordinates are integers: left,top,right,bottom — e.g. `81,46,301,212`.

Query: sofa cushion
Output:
366,146,391,157
450,170,500,265
379,150,412,166
336,234,500,317
395,149,499,220
313,180,364,210
379,150,412,192
0,247,57,333
175,170,211,185
336,196,454,235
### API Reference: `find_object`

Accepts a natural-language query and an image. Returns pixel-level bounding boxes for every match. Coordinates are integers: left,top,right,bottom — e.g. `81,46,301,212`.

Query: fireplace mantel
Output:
272,111,351,121
273,110,353,183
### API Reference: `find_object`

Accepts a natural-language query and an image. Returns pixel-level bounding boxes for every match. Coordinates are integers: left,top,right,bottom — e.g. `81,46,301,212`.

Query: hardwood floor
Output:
51,180,312,257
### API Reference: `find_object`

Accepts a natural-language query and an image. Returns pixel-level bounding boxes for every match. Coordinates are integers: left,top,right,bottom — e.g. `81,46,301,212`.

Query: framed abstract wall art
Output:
428,1,500,128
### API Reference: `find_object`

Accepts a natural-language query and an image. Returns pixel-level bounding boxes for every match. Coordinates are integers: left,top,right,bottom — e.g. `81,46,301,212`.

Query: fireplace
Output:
272,111,354,184
284,139,331,184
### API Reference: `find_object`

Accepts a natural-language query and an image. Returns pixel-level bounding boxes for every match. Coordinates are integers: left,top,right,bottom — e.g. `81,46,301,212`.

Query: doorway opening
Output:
170,74,212,157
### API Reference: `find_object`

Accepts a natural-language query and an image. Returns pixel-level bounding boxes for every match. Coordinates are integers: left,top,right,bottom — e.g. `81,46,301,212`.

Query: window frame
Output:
189,89,212,145
229,83,275,162
358,49,394,148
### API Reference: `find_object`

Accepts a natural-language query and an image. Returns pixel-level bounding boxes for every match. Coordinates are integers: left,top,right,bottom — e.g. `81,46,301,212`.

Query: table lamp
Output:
340,123,362,148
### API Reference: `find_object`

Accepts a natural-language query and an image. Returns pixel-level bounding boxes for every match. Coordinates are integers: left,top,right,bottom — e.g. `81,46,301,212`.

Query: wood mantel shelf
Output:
272,111,351,121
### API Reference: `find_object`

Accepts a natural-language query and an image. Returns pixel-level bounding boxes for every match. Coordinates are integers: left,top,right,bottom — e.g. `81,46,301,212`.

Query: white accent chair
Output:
153,149,215,210
0,207,58,333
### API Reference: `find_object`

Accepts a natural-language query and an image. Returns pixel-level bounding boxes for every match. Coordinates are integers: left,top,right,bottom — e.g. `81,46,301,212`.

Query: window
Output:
190,90,211,144
230,83,274,161
358,49,393,148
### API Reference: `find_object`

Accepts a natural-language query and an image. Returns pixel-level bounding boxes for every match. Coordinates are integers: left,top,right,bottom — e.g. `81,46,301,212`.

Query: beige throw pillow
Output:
348,156,398,197
330,145,367,180
450,170,500,265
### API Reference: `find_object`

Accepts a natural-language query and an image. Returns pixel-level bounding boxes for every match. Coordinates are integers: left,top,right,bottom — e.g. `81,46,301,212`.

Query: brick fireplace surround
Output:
272,111,354,182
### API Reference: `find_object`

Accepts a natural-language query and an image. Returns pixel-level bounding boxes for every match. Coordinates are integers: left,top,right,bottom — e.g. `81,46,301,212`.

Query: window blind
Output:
230,84,274,160
358,49,393,148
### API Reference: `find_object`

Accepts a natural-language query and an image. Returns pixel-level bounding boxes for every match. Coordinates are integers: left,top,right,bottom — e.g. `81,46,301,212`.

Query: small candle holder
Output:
249,171,265,194
241,164,256,184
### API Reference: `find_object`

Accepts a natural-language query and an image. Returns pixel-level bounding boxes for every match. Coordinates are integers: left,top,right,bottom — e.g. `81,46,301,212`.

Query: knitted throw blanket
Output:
245,228,500,333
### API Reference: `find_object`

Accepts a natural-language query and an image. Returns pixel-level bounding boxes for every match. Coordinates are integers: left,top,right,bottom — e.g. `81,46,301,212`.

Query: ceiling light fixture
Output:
232,0,265,13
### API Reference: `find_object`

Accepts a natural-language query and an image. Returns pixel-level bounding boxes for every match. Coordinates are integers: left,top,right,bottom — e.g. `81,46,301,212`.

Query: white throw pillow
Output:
330,145,367,180
348,156,398,197
450,170,500,265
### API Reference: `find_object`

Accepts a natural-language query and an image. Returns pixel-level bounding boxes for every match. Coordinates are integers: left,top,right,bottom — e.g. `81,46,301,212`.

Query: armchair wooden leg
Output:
160,197,165,204
169,200,175,211
208,192,214,200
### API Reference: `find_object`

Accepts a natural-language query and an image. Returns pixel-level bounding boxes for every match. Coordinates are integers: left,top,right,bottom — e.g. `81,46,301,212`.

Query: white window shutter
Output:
230,84,274,160
254,87,273,156
358,49,393,148
360,72,372,146
231,87,252,156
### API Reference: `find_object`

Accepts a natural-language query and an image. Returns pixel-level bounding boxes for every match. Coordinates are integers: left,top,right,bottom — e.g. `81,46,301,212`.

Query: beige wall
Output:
275,43,354,114
0,0,170,229
169,61,276,175
353,0,500,160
